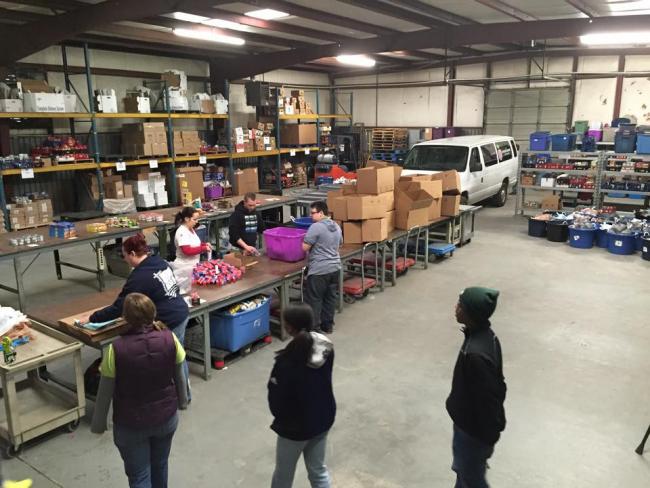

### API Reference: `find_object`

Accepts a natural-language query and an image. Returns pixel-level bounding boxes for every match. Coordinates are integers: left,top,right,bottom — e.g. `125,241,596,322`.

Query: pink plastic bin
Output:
263,227,307,262
587,129,602,141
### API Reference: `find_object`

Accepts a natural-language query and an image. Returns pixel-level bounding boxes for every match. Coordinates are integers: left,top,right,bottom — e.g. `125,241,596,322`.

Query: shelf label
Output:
339,144,345,152
21,168,34,179
149,159,158,169
304,148,310,155
263,136,270,145
116,161,126,172
199,155,207,165
289,149,296,156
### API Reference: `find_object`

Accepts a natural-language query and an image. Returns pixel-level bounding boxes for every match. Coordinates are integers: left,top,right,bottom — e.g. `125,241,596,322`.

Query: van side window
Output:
496,141,513,162
481,144,498,167
469,148,482,172
509,139,518,157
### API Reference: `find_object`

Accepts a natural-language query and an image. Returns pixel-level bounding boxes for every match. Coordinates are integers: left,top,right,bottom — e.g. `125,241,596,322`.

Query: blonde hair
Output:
123,293,166,330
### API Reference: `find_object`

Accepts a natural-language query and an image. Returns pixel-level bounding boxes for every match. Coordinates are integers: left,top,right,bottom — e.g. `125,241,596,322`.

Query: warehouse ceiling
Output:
2,0,650,80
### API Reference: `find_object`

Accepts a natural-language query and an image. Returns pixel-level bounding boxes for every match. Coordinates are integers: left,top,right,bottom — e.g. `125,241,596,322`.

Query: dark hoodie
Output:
89,255,189,329
446,322,507,446
229,201,264,248
268,332,336,441
303,218,342,276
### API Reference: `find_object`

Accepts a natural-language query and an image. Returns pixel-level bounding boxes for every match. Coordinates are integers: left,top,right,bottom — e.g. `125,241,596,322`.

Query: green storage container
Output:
574,120,589,134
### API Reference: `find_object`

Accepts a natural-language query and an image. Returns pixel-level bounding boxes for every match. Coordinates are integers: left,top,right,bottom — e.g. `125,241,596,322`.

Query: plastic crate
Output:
210,298,270,352
263,227,307,262
574,120,588,134
636,134,650,154
529,132,551,151
615,132,637,153
551,134,577,151
581,136,596,152
612,117,630,128
587,129,602,141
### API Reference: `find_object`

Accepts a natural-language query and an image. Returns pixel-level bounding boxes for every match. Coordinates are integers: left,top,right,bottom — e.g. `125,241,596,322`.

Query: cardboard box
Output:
431,170,461,195
18,79,52,93
280,124,317,145
399,174,431,183
96,95,118,113
367,160,402,184
395,207,429,230
400,179,443,199
176,166,204,200
429,198,442,220
330,197,348,221
0,99,23,112
223,252,257,269
395,189,434,214
343,222,363,244
386,210,395,232
23,93,65,112
34,199,53,218
9,212,26,229
441,195,460,217
377,191,395,212
64,94,78,112
356,166,394,195
105,181,125,199
346,195,386,220
326,189,344,210
541,195,561,210
232,167,259,195
123,184,133,198
161,70,187,91
341,183,357,195
362,218,389,242
124,96,151,114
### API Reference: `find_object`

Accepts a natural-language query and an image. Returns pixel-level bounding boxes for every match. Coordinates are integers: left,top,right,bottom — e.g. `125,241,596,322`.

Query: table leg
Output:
95,241,105,291
53,249,62,280
158,225,169,259
380,242,386,292
278,279,289,341
201,311,211,381
1,374,21,448
424,226,430,270
392,241,397,286
13,257,25,311
73,350,87,411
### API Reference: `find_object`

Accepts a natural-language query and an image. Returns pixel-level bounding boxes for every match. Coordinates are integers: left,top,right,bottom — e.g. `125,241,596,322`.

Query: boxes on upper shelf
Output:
124,95,151,114
122,122,168,157
95,89,118,113
161,70,187,91
0,99,23,112
23,93,65,112
280,124,317,145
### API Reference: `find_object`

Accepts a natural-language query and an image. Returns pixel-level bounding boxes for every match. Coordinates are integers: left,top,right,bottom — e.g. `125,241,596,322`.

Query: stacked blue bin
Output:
551,134,577,151
530,132,551,151
615,125,636,153
636,134,650,154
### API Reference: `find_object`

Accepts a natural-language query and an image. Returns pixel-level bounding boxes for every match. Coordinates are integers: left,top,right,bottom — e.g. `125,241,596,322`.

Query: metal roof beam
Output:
474,0,537,22
565,0,601,18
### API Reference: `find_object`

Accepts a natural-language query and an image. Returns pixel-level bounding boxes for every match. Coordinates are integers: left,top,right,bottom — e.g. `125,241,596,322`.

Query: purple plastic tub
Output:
204,184,224,200
263,227,307,262
587,129,602,141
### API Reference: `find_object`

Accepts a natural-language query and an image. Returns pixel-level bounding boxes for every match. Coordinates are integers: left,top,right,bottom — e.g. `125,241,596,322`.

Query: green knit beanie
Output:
459,287,500,322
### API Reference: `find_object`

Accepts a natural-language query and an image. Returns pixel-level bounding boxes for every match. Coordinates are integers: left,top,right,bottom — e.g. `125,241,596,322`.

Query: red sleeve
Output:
179,244,207,256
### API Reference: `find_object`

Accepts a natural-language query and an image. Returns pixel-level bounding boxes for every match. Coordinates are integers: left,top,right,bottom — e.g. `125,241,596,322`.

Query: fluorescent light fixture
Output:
173,28,245,46
580,31,650,45
172,12,209,23
336,54,376,67
202,18,248,31
245,8,289,20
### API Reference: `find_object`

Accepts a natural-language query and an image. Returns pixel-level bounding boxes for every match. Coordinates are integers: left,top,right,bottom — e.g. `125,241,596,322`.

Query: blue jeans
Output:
271,432,331,488
452,425,494,488
170,317,191,401
113,413,178,488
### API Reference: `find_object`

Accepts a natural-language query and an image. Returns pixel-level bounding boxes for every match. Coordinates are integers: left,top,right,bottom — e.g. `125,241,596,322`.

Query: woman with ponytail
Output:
170,206,212,294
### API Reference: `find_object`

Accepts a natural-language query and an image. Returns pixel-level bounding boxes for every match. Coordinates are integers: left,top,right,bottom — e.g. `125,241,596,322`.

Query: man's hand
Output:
244,245,260,256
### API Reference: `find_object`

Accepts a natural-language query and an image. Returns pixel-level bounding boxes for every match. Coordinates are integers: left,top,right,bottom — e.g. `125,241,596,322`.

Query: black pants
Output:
304,271,339,331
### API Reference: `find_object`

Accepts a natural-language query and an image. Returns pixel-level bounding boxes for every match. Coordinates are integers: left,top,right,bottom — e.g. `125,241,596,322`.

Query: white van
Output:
401,135,519,206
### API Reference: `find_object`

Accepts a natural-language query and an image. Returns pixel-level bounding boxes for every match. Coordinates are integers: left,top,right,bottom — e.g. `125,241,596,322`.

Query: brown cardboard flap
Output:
396,189,434,212
431,170,461,195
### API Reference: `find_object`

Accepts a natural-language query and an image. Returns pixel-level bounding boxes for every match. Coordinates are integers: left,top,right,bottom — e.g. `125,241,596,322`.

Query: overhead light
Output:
580,31,650,45
202,18,248,31
173,28,245,46
245,8,289,20
172,12,209,23
336,54,376,67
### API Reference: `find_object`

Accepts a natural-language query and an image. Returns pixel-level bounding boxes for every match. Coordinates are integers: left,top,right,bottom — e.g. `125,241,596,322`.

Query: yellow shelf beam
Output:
279,147,319,154
279,114,319,120
319,114,352,119
231,150,280,159
0,112,228,120
0,112,92,119
2,162,99,175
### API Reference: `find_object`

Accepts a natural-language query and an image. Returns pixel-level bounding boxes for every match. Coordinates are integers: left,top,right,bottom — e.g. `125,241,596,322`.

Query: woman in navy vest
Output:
92,293,188,488
268,304,336,488
88,233,191,400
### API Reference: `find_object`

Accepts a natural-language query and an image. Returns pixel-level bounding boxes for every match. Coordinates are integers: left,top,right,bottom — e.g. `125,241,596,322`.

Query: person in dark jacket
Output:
89,233,192,399
91,293,188,488
446,287,507,488
229,192,265,255
268,304,335,488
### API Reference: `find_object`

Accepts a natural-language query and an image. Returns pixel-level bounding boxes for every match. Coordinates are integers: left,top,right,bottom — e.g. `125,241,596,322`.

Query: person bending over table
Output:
229,192,265,256
92,293,188,488
171,206,212,294
89,233,192,400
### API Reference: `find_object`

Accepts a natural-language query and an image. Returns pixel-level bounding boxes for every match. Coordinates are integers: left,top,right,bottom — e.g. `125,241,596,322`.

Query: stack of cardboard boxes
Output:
176,166,205,205
327,162,461,244
280,124,317,146
91,174,134,203
278,89,314,115
121,123,168,158
173,130,201,156
7,198,53,230
232,167,260,196
126,169,168,208
232,123,277,153
161,70,189,111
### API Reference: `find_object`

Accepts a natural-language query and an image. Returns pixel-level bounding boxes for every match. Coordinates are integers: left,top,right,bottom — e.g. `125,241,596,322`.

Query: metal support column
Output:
83,44,103,211
61,45,76,137
164,84,178,205
0,171,8,231
316,88,321,151
276,101,282,192
224,79,233,179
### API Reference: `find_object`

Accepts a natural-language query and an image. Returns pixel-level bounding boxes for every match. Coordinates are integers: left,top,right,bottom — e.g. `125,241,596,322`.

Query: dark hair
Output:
174,206,198,227
311,201,328,215
123,292,165,331
122,233,149,257
277,304,315,364
244,192,256,201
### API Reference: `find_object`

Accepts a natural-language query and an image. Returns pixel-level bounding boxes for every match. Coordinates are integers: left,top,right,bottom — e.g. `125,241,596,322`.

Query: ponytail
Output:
175,206,197,227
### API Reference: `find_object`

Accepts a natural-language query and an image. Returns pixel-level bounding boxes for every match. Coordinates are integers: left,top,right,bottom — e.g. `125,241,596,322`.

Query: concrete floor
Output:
0,200,649,487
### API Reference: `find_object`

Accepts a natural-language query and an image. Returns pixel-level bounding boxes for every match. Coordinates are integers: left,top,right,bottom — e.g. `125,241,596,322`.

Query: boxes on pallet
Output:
330,197,348,221
105,181,125,199
394,189,433,230
346,195,385,220
356,166,394,194
122,122,168,157
362,217,389,242
343,222,363,244
441,195,460,217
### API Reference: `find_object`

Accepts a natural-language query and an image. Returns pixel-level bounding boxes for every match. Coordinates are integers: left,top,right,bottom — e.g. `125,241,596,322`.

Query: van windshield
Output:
403,145,468,172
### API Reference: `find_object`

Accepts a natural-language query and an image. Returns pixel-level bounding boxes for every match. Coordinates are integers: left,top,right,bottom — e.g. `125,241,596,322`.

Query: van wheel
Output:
460,194,468,205
492,182,508,207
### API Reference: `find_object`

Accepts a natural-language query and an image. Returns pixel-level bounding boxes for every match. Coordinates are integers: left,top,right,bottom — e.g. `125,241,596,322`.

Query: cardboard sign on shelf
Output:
21,168,34,179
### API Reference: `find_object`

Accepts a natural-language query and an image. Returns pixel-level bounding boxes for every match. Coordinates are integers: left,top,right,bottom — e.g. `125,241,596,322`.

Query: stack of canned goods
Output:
8,234,44,246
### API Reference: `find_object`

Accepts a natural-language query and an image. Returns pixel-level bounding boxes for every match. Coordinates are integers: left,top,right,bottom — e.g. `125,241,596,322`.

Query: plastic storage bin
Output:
587,129,602,141
547,221,569,242
530,132,551,151
611,118,630,127
596,228,609,248
574,121,588,134
292,217,313,229
551,134,577,151
636,134,650,154
527,218,547,237
642,237,650,261
210,298,270,352
263,227,308,262
569,227,596,249
581,136,596,152
607,232,636,255
615,132,637,154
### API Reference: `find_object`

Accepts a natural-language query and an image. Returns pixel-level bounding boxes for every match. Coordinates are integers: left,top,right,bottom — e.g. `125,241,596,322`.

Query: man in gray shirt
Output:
302,201,342,333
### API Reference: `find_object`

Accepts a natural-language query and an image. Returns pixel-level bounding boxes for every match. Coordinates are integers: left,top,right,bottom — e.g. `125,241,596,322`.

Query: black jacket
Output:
446,323,507,446
228,201,264,248
89,255,189,329
268,332,336,441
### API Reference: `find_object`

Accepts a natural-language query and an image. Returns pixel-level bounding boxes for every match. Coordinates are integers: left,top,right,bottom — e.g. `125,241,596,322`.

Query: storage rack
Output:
515,150,650,215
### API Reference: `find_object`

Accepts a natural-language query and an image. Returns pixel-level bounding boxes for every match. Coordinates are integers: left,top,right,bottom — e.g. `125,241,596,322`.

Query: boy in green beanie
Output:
446,287,506,488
